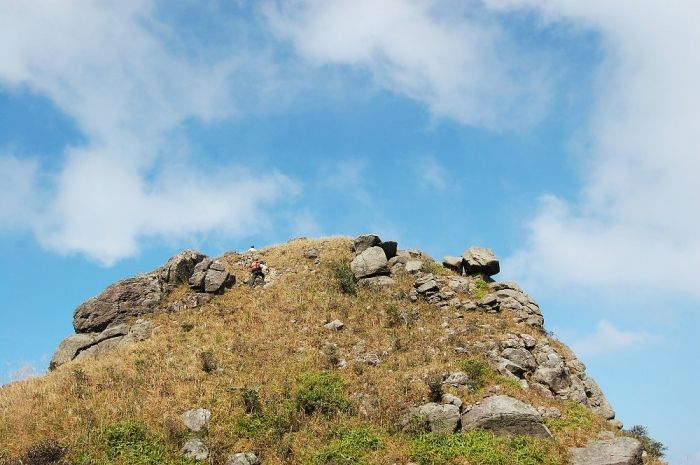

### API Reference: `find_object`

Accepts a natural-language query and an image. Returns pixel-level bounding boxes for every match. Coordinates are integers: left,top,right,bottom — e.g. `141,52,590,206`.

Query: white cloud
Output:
0,155,39,229
0,1,297,264
496,0,700,300
569,319,658,358
265,0,551,128
418,155,449,190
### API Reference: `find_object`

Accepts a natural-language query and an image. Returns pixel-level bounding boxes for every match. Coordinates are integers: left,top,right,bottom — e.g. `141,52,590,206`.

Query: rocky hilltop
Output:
0,236,657,465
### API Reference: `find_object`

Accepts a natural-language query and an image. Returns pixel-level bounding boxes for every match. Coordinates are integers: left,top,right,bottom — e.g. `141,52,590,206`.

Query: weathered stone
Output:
160,249,207,286
379,241,398,259
73,273,164,333
405,260,424,273
74,337,124,361
182,438,209,461
358,276,395,289
401,403,461,433
501,347,537,371
350,246,389,279
583,377,616,420
188,258,213,289
443,256,464,272
324,319,345,331
462,247,500,276
181,408,211,433
461,395,551,438
203,267,235,293
225,452,260,465
304,248,319,259
362,353,381,366
50,334,96,369
442,394,463,408
416,279,438,294
123,319,153,343
353,234,381,254
569,437,643,465
388,250,411,267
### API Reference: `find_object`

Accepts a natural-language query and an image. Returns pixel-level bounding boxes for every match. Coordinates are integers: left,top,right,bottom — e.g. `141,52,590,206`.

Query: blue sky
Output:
1,1,698,463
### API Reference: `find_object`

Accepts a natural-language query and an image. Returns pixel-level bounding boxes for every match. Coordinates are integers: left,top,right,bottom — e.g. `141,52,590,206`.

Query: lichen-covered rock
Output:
182,438,209,461
225,452,260,465
352,234,381,254
401,403,461,433
350,246,389,279
461,395,551,438
160,249,207,286
462,246,500,276
569,437,643,465
181,408,211,433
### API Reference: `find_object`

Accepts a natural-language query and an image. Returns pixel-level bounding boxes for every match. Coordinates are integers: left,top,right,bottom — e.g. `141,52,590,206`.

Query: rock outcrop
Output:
401,402,461,433
351,246,389,279
569,437,643,465
460,395,552,438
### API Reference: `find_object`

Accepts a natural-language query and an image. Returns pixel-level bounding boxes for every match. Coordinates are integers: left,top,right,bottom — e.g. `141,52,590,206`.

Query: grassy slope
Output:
0,237,641,464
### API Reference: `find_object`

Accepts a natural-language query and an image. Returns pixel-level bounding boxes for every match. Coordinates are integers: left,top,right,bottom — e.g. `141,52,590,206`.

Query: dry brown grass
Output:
0,237,623,464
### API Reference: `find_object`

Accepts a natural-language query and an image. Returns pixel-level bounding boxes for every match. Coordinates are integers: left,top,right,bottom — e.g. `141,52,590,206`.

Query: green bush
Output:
410,430,560,465
330,261,357,295
235,399,298,440
294,371,354,416
461,357,490,391
624,425,666,459
471,277,490,300
544,402,593,433
102,421,191,465
421,261,447,276
312,427,383,465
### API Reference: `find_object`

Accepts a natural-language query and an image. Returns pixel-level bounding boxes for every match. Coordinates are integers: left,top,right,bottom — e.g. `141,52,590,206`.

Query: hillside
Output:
0,236,662,465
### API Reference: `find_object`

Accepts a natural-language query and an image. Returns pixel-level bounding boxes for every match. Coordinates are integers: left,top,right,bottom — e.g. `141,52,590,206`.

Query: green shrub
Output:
545,402,593,433
312,427,383,465
471,278,490,300
241,388,262,415
102,421,191,465
421,261,447,276
461,357,490,391
294,371,354,416
624,425,666,459
410,430,560,465
235,399,299,440
330,261,357,295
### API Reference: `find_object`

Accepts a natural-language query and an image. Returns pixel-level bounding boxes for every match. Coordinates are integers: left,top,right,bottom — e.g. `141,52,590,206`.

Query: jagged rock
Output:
379,241,398,259
388,250,411,267
188,258,213,289
501,347,537,371
538,406,562,418
477,294,500,312
123,319,153,343
189,259,234,293
160,249,207,286
353,234,381,254
350,246,389,279
583,377,616,420
324,319,345,331
405,260,424,273
461,395,552,438
358,276,395,289
442,394,463,408
569,437,643,465
304,248,319,259
361,353,381,366
73,273,163,333
181,408,211,433
462,247,500,276
50,334,97,369
443,256,464,272
401,403,461,433
182,438,209,461
166,293,213,312
225,452,260,465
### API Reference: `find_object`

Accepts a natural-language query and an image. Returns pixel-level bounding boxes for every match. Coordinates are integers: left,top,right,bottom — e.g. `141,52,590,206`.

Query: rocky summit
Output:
0,235,656,465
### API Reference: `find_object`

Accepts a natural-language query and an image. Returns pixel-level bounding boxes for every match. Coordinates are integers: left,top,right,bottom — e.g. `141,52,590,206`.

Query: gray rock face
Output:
73,273,163,333
181,408,211,433
583,377,616,420
182,438,209,461
225,452,260,465
462,247,500,276
378,241,398,259
401,403,461,433
405,260,424,274
353,234,381,254
190,259,235,294
461,395,551,438
51,319,154,370
569,437,643,465
160,249,207,286
443,256,464,272
358,276,395,289
350,246,389,279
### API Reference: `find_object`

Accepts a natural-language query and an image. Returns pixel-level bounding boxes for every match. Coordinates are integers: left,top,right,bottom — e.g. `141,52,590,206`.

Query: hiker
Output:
248,245,257,253
249,258,266,287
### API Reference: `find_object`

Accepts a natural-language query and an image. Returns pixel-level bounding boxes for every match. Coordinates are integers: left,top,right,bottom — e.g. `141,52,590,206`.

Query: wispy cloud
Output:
569,320,658,358
498,1,700,300
0,2,298,264
265,0,551,129
417,155,449,190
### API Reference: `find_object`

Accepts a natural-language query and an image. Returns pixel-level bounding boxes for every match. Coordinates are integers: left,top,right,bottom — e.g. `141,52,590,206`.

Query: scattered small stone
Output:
225,452,260,465
182,438,209,461
181,408,211,433
324,320,345,331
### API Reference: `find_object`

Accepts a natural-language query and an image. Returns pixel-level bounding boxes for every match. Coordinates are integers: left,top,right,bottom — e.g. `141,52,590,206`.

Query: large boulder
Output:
401,403,461,433
352,234,381,254
461,395,551,438
49,334,96,369
73,273,163,333
569,437,643,465
350,246,389,279
443,256,464,273
583,377,616,420
189,260,235,294
160,249,207,287
378,241,398,259
462,247,500,276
